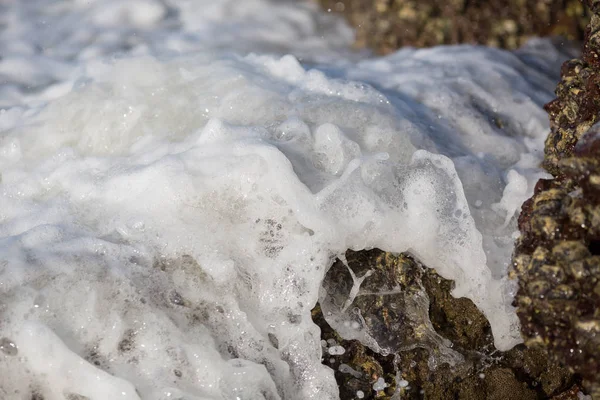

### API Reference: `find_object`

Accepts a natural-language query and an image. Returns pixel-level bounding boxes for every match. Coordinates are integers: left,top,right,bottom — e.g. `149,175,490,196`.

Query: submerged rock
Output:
314,0,588,54
313,249,579,399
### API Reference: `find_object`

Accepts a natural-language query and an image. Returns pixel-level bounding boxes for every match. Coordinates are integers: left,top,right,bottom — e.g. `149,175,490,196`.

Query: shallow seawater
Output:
0,1,576,399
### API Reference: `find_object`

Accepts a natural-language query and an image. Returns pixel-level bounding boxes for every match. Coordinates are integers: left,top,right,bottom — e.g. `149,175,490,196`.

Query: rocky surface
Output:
513,131,600,398
314,250,580,399
315,0,587,54
313,0,588,54
513,1,600,395
544,3,600,174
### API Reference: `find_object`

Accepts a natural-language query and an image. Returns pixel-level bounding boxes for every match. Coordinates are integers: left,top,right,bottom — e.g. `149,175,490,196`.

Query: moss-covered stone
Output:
313,0,589,54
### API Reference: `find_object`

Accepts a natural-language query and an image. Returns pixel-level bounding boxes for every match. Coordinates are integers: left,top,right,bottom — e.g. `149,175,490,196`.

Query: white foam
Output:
372,377,387,391
0,0,574,399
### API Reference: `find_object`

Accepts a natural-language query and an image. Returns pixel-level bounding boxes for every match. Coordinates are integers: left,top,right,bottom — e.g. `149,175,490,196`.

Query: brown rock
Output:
313,0,589,54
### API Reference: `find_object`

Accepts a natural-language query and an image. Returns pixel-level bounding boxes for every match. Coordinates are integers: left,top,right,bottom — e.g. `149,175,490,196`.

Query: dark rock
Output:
514,125,600,398
313,249,579,399
513,1,600,396
313,0,588,54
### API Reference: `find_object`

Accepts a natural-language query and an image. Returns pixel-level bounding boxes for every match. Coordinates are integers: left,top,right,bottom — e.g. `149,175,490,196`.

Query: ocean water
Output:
0,1,576,399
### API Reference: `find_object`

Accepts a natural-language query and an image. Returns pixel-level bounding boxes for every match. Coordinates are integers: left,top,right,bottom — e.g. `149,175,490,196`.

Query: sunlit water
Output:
0,1,576,399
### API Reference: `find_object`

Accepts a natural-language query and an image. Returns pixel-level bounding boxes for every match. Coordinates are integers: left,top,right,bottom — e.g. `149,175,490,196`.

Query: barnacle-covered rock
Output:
514,124,600,397
314,0,588,54
319,249,463,368
513,1,600,396
543,1,600,175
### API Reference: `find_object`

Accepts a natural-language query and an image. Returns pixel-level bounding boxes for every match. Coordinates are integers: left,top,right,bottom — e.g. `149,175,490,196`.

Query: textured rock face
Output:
314,0,588,53
513,1,600,397
544,62,600,176
545,6,600,174
514,124,600,398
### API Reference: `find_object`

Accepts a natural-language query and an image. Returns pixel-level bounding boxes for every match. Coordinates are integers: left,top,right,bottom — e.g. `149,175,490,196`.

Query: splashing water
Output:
0,0,575,399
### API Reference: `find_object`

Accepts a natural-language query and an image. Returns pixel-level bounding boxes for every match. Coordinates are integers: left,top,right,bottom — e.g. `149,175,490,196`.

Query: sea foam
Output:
0,1,575,399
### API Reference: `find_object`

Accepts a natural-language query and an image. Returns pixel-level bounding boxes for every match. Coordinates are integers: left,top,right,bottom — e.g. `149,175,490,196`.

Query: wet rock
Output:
513,1,600,396
313,249,579,399
514,126,600,398
313,0,588,54
543,1,600,174
319,250,463,368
